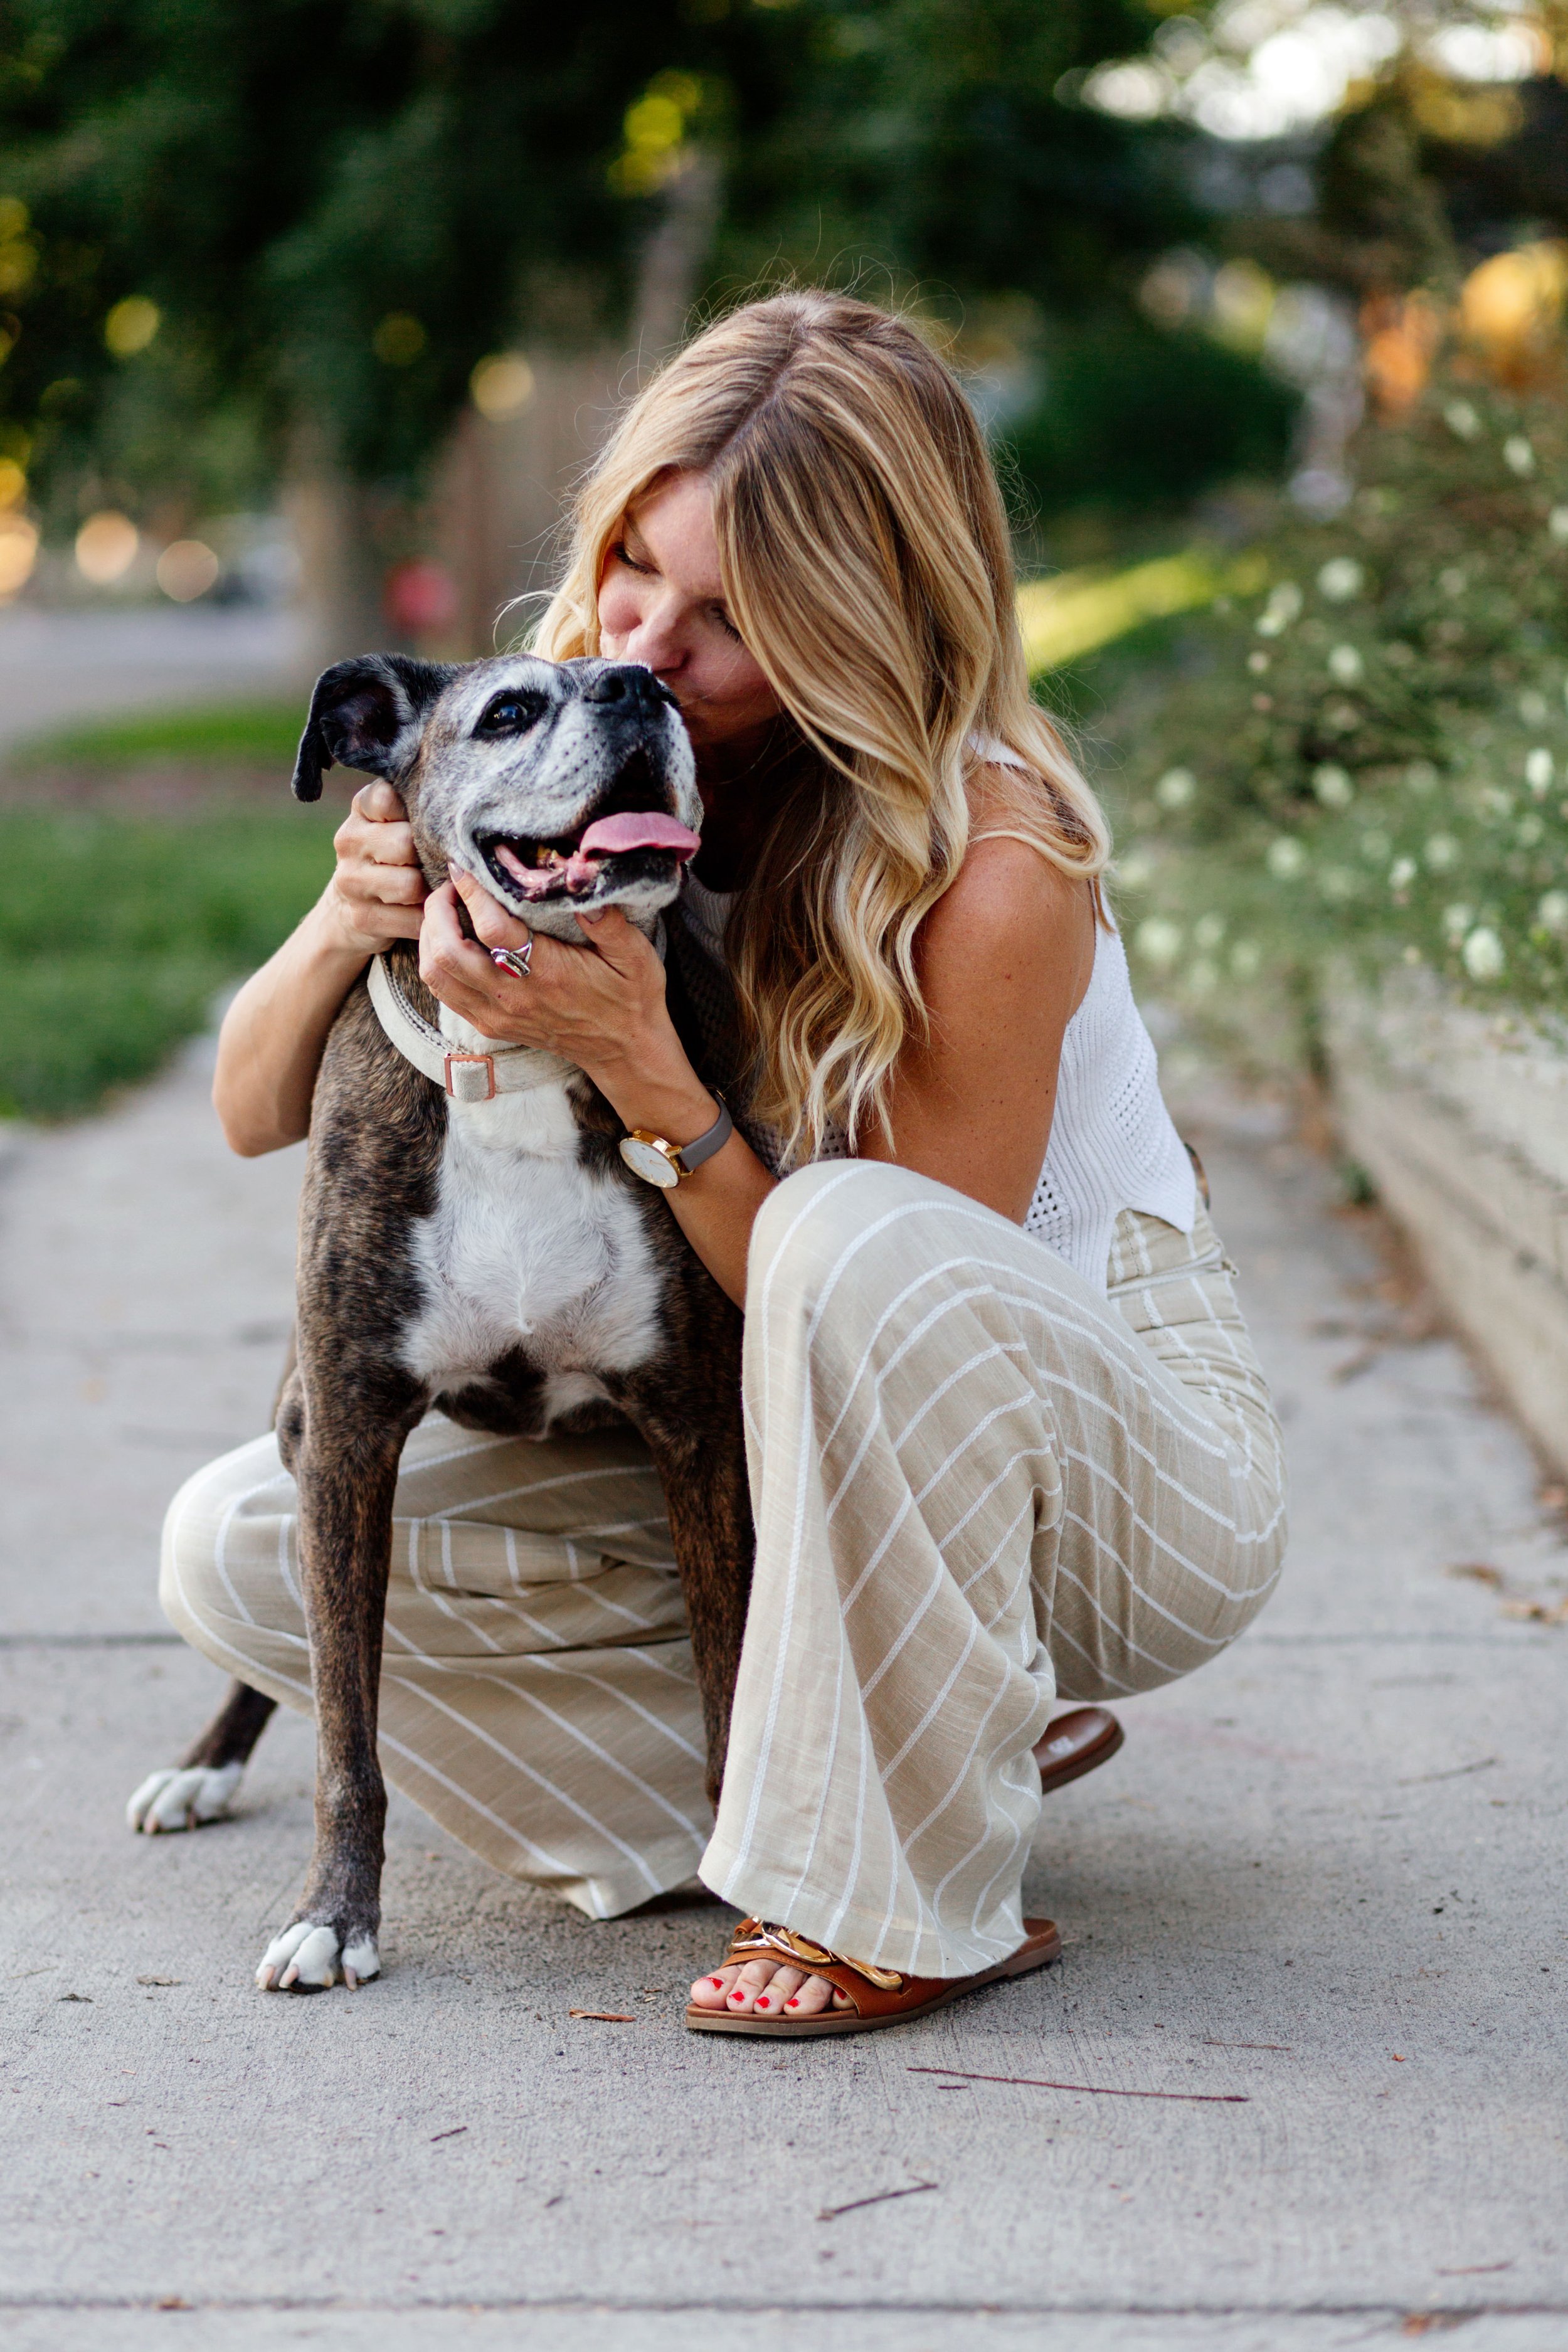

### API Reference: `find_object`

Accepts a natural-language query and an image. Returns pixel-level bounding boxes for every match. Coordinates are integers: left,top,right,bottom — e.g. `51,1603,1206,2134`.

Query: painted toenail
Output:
756,1996,770,2008
710,1977,724,1988
786,1997,799,2008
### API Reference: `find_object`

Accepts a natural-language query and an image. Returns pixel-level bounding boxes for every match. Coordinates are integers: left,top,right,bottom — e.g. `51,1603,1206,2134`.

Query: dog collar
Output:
368,955,573,1104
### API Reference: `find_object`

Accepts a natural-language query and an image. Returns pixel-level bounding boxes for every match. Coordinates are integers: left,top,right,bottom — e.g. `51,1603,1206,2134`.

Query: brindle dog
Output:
135,654,753,1993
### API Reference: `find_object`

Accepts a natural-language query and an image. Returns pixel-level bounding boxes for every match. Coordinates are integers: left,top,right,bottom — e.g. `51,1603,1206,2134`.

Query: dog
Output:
129,652,754,1991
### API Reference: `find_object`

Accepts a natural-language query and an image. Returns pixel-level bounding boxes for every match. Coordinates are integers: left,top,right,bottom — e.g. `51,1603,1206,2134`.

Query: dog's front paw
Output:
256,1918,381,1994
127,1762,244,1835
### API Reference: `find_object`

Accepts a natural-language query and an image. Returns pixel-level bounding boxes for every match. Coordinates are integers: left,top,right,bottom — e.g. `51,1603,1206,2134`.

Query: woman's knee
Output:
746,1159,914,1321
158,1435,289,1652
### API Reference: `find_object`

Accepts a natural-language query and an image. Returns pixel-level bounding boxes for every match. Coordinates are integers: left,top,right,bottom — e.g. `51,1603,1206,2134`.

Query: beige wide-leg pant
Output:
161,1162,1286,1977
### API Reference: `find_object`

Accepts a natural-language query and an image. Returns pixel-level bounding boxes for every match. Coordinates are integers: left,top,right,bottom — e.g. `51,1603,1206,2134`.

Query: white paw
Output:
127,1762,244,1835
255,1920,381,1993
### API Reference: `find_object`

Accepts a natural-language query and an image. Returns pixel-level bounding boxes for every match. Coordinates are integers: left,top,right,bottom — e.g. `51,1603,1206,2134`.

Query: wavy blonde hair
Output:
535,290,1110,1161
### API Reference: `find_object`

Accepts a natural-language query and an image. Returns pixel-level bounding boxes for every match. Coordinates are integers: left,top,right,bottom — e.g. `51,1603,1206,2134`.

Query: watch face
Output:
619,1135,681,1189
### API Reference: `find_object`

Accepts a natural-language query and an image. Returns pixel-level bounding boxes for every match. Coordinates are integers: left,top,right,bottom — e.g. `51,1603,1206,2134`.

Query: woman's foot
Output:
687,1952,852,2018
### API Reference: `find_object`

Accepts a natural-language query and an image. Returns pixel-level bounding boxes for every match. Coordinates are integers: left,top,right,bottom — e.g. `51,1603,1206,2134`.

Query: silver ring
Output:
490,939,532,982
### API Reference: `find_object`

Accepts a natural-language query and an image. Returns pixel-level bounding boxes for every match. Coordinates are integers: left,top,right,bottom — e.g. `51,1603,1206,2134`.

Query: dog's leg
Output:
642,1412,754,1813
255,1400,418,1993
128,1680,278,1835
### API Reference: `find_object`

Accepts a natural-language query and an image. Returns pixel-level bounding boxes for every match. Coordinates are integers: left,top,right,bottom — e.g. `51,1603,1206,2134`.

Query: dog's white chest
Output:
400,1073,663,1396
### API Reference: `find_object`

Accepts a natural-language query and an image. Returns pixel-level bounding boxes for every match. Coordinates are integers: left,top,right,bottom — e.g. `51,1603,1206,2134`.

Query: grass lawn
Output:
0,800,337,1119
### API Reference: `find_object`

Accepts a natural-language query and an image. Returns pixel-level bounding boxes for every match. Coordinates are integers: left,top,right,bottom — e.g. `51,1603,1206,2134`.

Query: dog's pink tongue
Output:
576,810,701,861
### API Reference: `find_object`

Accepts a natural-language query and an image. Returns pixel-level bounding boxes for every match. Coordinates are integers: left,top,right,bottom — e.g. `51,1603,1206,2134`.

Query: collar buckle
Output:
443,1049,497,1102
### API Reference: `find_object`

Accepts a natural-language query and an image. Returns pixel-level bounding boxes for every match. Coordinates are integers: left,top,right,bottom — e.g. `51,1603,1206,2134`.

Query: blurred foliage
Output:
0,0,1232,514
1104,354,1568,1032
9,698,304,769
999,317,1296,521
0,805,332,1115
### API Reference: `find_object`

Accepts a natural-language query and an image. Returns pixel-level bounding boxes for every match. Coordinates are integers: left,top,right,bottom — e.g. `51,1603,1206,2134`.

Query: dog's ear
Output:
291,654,460,802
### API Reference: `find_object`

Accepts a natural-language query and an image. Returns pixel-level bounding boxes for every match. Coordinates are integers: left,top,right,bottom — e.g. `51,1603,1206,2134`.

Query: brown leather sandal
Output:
1034,1705,1125,1793
685,1915,1062,2039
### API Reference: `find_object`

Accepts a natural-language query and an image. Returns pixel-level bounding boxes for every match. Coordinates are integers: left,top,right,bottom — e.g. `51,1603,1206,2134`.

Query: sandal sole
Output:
684,1921,1062,2039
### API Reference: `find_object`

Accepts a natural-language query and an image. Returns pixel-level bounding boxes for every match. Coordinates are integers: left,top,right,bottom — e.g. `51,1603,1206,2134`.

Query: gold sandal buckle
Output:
739,1920,904,1991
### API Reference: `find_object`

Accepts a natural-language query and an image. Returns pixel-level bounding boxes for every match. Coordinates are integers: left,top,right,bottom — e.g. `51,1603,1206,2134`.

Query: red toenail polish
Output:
710,1977,724,1988
786,1998,799,2008
756,1996,770,2008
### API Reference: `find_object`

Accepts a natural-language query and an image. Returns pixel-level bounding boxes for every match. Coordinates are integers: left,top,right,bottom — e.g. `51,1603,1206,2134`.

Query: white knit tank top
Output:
677,865,1195,1294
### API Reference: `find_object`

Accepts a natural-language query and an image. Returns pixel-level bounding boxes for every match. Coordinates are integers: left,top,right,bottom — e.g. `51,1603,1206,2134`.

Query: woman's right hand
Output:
320,781,430,953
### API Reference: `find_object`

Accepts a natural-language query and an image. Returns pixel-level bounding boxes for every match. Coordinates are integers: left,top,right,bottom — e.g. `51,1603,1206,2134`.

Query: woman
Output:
160,292,1286,2035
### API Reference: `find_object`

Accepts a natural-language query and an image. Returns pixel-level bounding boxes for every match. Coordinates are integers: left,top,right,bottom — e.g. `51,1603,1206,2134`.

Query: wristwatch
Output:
618,1096,733,1190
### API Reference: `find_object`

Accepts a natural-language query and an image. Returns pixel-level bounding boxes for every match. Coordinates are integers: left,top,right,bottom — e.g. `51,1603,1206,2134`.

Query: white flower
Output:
1312,762,1354,808
1267,837,1307,879
1389,857,1418,891
1135,917,1184,968
1255,581,1302,637
1155,766,1196,810
1424,834,1458,871
1503,435,1535,478
1525,747,1554,795
1463,926,1505,980
1444,400,1480,441
1537,890,1568,936
1328,644,1363,684
1550,507,1568,545
1443,902,1474,940
1317,557,1364,603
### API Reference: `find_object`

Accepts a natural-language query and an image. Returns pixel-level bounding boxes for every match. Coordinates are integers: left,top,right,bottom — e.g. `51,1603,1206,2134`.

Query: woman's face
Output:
596,469,781,772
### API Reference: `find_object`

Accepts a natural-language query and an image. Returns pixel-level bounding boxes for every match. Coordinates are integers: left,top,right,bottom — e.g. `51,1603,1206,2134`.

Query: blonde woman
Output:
159,292,1286,2035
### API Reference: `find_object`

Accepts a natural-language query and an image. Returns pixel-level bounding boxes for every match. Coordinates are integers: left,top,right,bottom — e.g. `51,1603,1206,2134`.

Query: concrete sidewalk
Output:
1,1039,1565,2351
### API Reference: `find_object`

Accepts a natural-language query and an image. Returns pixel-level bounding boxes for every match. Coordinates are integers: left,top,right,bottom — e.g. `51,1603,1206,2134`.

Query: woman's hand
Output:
320,781,429,954
421,867,675,1093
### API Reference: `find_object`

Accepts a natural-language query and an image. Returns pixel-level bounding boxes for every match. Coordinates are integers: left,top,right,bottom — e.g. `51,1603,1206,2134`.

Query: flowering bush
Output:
1106,363,1568,1029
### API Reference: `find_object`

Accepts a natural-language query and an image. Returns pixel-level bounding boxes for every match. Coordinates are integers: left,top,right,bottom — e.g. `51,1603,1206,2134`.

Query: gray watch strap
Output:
671,1095,733,1176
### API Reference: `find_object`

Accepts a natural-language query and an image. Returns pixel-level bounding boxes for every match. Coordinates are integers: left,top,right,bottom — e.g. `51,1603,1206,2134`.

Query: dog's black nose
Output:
583,665,677,713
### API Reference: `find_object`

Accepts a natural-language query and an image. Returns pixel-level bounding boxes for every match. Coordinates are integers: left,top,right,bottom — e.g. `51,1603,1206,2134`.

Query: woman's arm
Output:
859,837,1096,1217
213,782,430,1156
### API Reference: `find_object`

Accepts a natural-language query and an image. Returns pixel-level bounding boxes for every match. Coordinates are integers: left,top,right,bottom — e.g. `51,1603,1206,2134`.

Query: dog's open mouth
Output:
476,755,699,904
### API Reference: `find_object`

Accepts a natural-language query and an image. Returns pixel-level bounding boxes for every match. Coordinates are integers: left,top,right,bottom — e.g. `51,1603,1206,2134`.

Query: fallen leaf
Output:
155,2297,191,2311
135,1976,180,1988
57,1993,91,2003
568,2009,635,2023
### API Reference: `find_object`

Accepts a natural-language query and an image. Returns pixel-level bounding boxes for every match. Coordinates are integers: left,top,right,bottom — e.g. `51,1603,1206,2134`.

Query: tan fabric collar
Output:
367,955,573,1104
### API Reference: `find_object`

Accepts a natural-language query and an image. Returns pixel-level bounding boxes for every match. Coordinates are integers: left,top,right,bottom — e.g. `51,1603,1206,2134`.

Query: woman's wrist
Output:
585,1029,719,1145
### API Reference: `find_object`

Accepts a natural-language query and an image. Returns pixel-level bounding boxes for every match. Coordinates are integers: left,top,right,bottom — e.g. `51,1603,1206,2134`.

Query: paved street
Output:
0,606,301,755
1,1034,1565,2349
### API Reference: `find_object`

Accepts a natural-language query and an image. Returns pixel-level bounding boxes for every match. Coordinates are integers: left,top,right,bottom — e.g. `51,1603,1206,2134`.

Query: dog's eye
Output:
475,690,547,737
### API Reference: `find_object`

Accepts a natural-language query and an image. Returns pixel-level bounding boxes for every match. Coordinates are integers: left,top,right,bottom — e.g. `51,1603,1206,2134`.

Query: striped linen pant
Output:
161,1160,1286,1978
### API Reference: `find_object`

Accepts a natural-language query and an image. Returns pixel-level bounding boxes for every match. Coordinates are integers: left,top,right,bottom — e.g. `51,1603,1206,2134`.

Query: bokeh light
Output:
373,313,426,366
0,513,38,599
155,538,220,601
103,297,162,358
75,510,140,583
470,354,535,421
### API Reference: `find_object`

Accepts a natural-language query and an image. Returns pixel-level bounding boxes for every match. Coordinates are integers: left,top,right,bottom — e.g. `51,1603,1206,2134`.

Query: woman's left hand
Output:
419,867,674,1089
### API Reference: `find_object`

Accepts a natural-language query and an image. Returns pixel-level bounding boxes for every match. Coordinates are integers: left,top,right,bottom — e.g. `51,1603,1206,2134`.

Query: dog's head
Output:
292,652,701,940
